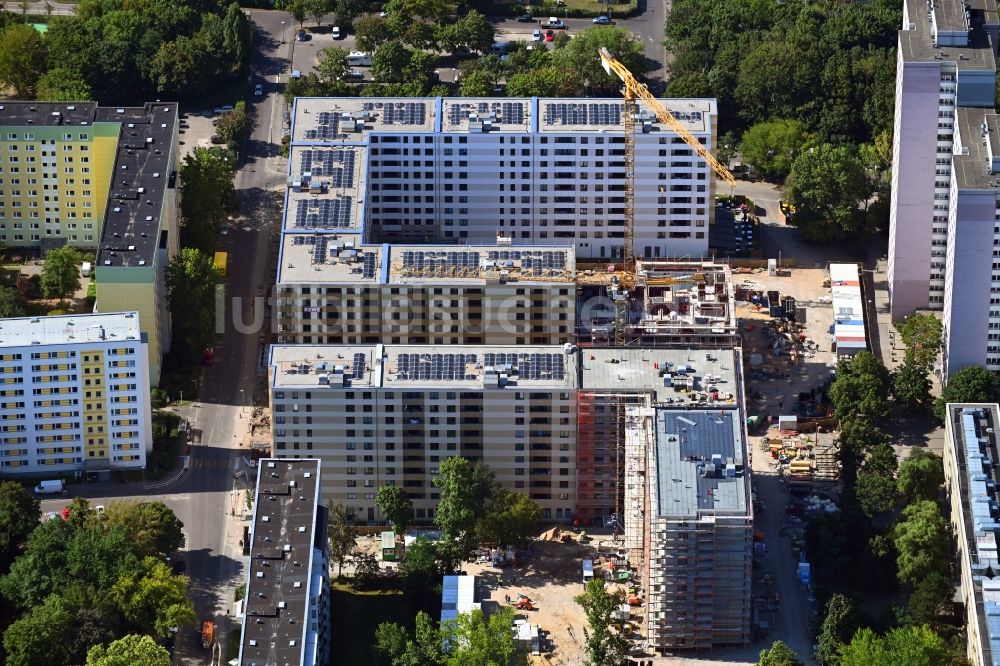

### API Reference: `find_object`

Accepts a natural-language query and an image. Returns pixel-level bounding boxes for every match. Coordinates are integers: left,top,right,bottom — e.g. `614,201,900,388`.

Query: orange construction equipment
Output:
201,620,215,649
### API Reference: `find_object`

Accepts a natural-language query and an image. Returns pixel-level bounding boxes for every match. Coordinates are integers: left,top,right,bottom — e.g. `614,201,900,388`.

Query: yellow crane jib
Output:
598,47,737,188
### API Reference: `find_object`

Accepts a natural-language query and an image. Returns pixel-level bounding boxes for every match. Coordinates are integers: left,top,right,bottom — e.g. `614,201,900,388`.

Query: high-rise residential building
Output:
288,96,718,260
93,103,179,386
0,312,151,477
267,344,743,528
274,241,576,346
943,403,1000,666
624,399,752,651
887,0,998,320
239,458,330,666
0,103,119,250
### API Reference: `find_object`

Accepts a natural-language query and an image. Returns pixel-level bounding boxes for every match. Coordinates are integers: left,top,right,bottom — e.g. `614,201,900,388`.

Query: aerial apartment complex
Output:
943,403,1000,666
239,458,330,666
624,402,752,651
288,96,718,260
887,0,998,319
0,312,151,476
0,101,179,385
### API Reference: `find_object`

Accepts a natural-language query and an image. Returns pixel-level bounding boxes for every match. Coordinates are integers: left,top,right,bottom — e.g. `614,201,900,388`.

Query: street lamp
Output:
240,389,245,415
281,20,286,44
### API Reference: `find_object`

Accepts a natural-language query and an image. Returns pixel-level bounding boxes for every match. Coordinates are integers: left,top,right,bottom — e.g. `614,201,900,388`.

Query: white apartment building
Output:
268,344,579,523
0,312,151,476
274,239,576,346
943,404,1000,666
239,458,330,666
289,96,718,260
888,0,998,319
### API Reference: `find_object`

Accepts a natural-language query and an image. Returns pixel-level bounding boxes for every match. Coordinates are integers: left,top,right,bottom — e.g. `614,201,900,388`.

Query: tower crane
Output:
597,47,737,346
597,47,737,279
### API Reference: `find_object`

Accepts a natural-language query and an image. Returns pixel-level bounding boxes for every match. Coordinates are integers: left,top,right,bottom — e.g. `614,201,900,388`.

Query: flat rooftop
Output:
270,344,577,389
901,0,997,69
955,107,999,189
0,101,100,127
442,98,532,132
240,458,322,666
653,407,748,518
581,347,740,401
0,312,141,348
948,404,1000,666
284,145,366,234
277,240,576,285
96,103,178,268
292,98,436,142
536,98,714,133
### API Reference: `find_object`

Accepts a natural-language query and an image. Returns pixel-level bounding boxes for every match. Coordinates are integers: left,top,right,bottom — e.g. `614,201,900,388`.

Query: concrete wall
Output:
943,187,995,378
889,54,943,319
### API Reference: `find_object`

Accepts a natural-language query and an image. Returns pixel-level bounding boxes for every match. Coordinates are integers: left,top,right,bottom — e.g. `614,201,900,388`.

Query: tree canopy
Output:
757,640,803,666
102,500,185,558
896,449,944,504
376,607,526,666
376,485,413,537
0,284,26,318
0,481,40,571
433,457,497,565
935,365,1000,421
893,500,949,588
576,578,630,666
837,625,950,666
85,634,171,666
786,144,870,241
829,353,892,422
110,556,195,637
816,593,858,665
898,314,942,369
327,501,356,576
0,23,46,99
178,147,237,252
739,119,812,180
165,249,220,360
41,247,82,301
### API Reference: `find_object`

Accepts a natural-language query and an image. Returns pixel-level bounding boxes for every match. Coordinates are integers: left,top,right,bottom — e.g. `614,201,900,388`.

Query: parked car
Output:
532,29,542,41
332,26,342,39
254,83,263,96
545,29,555,42
296,29,307,41
347,69,364,80
592,15,612,24
515,13,533,22
541,17,566,29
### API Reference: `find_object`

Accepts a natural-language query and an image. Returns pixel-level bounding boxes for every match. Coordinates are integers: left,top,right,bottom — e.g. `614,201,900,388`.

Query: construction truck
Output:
213,251,228,279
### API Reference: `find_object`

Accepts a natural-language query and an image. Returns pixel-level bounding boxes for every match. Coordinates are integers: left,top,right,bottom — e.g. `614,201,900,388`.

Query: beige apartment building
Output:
268,344,578,522
274,240,576,346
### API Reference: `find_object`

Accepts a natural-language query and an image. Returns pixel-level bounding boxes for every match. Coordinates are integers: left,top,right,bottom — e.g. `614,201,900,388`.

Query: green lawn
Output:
330,583,434,666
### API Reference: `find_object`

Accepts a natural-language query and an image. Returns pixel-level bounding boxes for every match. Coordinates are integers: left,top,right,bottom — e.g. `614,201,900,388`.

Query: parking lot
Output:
177,112,218,160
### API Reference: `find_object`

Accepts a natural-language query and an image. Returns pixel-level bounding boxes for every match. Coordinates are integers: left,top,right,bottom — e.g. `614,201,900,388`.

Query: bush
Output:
150,388,170,408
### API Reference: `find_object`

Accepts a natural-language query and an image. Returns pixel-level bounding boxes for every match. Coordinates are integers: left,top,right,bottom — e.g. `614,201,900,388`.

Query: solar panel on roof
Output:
362,252,377,279
294,197,354,229
353,353,366,379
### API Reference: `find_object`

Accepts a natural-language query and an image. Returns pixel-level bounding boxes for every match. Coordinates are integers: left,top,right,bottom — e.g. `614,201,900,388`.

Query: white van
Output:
348,51,373,67
34,479,64,495
582,559,594,584
81,261,92,277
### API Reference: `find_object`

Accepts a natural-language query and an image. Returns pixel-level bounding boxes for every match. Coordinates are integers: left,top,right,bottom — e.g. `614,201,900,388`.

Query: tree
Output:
665,71,713,98
0,519,72,609
0,285,26,318
443,607,526,666
376,611,445,666
829,353,892,422
455,10,494,54
0,24,46,99
758,640,803,666
897,449,944,504
3,594,76,666
576,578,630,666
334,0,365,27
86,634,172,666
786,144,870,241
399,536,437,596
36,67,93,101
506,66,584,97
892,355,932,412
327,501,356,576
354,15,393,53
856,466,898,518
216,101,250,153
907,571,952,627
103,500,185,557
739,119,812,180
289,0,307,27
433,457,496,565
179,147,237,253
458,69,495,97
306,0,329,27
0,481,39,571
838,625,950,666
372,40,411,83
898,314,942,369
40,247,82,301
477,488,542,548
64,495,98,530
166,249,220,359
935,365,1000,421
893,500,949,588
353,551,382,588
734,40,813,126
111,555,196,637
316,45,351,83
816,594,858,665
551,26,647,95
377,485,413,537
